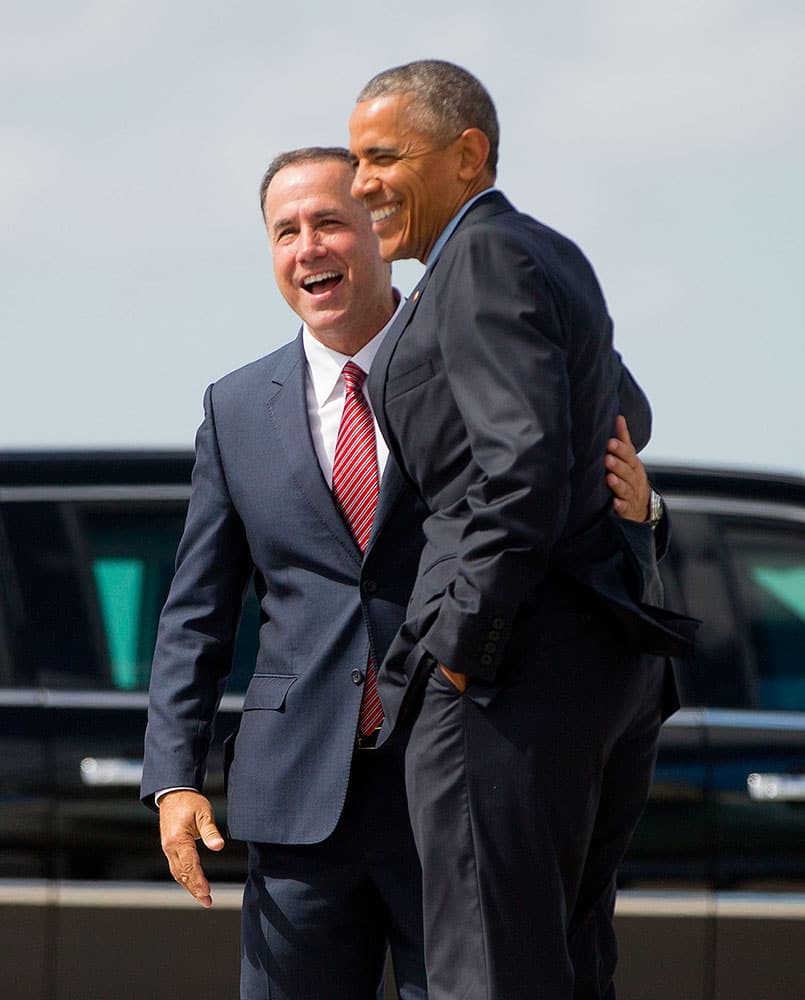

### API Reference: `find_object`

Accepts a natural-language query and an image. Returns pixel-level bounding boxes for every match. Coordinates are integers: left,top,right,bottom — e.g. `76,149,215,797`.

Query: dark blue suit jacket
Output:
141,333,426,844
368,192,696,735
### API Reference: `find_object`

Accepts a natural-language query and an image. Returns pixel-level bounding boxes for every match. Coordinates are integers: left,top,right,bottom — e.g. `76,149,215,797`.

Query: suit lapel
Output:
266,332,362,565
368,192,513,446
368,269,432,453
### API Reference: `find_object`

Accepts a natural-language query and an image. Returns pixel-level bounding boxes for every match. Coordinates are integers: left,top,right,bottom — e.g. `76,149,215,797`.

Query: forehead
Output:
265,160,357,220
349,93,424,152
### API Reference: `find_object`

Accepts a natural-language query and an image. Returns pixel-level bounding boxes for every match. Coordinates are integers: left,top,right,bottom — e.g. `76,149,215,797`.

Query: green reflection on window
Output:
92,558,145,690
751,566,805,622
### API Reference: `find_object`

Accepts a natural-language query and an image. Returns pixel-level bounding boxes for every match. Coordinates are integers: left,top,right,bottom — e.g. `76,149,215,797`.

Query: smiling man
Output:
349,61,696,1000
142,143,662,1000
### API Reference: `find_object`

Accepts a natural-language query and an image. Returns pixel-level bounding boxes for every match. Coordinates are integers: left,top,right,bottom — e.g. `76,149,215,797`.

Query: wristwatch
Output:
647,487,664,527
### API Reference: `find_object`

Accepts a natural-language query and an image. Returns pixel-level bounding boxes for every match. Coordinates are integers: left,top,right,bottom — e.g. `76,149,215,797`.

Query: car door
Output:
614,508,717,1000
0,496,51,1000
0,482,257,999
703,509,805,1000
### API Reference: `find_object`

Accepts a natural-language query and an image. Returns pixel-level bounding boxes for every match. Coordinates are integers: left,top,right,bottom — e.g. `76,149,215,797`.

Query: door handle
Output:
747,772,805,801
80,757,143,787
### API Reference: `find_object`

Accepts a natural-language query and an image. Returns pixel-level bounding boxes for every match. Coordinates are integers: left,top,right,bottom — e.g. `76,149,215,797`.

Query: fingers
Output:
159,791,224,908
614,413,634,450
605,415,650,523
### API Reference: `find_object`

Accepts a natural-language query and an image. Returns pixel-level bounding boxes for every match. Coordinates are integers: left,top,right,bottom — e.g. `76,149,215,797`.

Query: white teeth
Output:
302,271,339,289
370,205,398,223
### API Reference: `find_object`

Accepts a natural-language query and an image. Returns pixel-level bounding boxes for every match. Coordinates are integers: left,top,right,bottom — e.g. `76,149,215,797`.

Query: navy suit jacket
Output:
368,192,696,736
141,333,426,844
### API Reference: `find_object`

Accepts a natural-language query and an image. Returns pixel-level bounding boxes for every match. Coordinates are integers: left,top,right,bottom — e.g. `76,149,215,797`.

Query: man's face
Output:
349,93,467,264
263,158,394,351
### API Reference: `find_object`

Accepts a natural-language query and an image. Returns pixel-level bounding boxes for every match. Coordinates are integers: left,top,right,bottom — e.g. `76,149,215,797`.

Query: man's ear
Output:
457,128,491,181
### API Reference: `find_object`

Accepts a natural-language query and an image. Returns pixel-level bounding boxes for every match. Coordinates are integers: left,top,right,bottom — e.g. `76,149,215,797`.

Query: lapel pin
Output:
412,289,421,302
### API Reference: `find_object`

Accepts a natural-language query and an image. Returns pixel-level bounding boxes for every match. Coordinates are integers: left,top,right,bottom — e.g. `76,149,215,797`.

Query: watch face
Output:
649,489,663,525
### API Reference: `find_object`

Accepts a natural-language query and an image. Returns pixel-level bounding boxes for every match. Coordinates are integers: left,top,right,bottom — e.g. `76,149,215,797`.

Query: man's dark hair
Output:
259,146,354,218
356,60,499,177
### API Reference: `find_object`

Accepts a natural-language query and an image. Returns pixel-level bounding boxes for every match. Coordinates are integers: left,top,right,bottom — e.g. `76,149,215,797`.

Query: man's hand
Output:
439,663,468,692
605,415,651,522
159,790,225,908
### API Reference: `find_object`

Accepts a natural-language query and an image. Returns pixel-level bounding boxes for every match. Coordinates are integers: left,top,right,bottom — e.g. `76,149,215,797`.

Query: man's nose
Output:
351,163,378,201
297,227,325,261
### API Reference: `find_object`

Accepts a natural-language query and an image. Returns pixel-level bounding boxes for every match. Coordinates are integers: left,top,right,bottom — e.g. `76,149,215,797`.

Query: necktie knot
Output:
342,361,367,396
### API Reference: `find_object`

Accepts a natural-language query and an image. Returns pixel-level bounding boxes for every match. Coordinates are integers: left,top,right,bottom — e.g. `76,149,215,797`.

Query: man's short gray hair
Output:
357,60,499,177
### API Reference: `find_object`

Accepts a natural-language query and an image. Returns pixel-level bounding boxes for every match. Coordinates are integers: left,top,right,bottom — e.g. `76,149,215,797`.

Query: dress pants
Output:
403,600,667,1000
240,744,426,1000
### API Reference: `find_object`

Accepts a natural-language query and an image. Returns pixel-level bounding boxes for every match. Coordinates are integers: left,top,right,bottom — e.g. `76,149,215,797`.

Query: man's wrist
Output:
154,786,196,807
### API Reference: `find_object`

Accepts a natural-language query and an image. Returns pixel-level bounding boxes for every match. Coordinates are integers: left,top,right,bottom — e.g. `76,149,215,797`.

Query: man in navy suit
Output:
142,145,661,1000
349,61,696,1000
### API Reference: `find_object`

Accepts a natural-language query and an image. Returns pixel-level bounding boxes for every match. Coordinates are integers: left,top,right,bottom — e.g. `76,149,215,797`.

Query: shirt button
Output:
351,669,365,685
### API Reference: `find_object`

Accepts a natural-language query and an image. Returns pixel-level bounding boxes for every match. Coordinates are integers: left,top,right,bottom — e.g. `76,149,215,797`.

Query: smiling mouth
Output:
301,271,343,294
369,204,399,225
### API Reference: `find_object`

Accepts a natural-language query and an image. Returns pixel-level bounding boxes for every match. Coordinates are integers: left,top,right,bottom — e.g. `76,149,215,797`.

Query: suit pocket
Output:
242,673,297,711
386,358,435,401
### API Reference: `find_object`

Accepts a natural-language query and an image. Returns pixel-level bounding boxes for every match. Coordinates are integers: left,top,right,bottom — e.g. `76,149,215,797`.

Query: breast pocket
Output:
242,673,297,711
386,358,436,401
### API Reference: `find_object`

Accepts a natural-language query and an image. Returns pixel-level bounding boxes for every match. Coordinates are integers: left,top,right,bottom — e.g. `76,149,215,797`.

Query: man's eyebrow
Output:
270,208,342,234
354,144,399,160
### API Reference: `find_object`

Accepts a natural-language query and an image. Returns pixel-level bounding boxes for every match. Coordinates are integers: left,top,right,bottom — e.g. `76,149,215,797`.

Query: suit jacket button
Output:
492,617,505,630
351,669,365,685
488,630,500,641
362,579,378,594
481,654,493,666
484,642,496,653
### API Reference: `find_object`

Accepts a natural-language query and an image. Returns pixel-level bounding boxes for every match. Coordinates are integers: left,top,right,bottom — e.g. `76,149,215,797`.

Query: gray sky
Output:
3,1,804,475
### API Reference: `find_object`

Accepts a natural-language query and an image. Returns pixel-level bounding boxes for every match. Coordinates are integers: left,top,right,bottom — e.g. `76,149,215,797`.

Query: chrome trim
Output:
0,485,191,503
665,493,805,524
80,757,143,787
616,891,805,920
698,707,805,731
747,772,805,801
2,881,804,920
0,689,245,712
0,879,242,909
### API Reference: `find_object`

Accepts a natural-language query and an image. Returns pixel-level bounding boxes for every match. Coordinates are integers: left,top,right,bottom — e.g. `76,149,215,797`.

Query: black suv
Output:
1,452,804,1000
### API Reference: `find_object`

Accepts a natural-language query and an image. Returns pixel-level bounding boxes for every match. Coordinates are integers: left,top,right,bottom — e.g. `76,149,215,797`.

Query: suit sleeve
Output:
421,230,573,678
140,384,252,809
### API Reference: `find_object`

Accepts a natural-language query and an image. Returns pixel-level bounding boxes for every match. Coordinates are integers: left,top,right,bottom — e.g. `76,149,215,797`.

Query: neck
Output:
309,291,397,356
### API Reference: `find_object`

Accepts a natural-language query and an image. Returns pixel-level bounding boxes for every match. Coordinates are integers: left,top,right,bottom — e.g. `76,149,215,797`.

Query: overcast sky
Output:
3,1,804,475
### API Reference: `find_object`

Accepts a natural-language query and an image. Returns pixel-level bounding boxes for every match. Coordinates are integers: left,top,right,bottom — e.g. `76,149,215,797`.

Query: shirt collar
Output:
425,187,498,269
302,290,404,408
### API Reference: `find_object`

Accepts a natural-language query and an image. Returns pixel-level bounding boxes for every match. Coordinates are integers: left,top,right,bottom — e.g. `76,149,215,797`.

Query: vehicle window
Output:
724,523,805,711
80,504,257,694
663,509,752,708
0,500,257,693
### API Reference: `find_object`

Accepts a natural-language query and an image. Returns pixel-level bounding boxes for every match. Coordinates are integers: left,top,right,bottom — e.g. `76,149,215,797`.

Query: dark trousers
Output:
240,746,426,1000
403,608,667,1000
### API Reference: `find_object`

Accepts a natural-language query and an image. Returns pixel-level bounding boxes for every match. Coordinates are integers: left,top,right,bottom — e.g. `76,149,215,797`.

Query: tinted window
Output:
0,500,257,693
724,522,805,711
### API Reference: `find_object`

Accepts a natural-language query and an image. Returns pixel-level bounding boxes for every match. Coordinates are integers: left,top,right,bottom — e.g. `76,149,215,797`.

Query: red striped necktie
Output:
331,361,383,735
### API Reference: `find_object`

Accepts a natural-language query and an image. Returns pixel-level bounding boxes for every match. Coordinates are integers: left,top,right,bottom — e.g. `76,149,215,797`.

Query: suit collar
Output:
266,332,361,564
266,330,405,564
